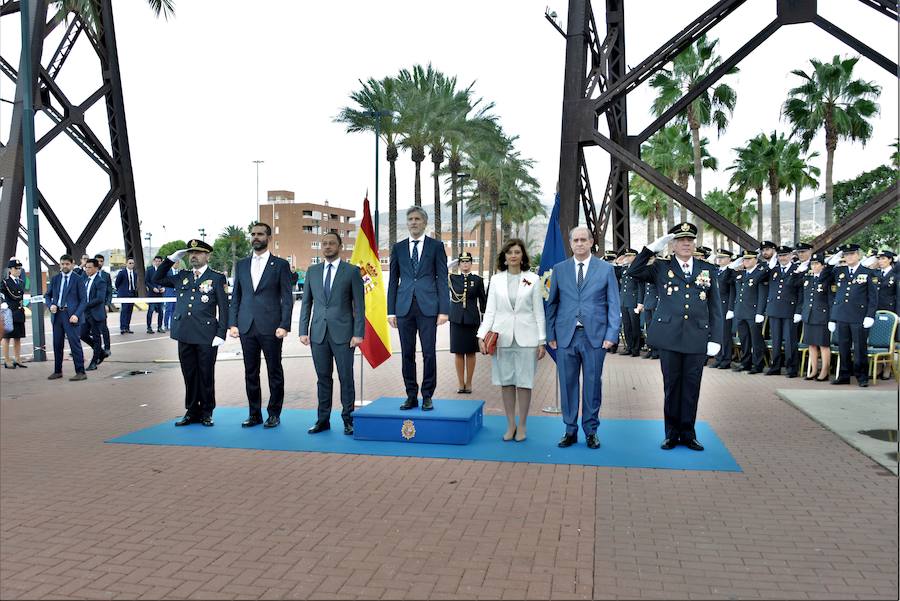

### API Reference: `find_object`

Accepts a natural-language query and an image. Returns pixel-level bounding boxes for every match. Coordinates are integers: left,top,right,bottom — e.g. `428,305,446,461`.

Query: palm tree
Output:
782,142,820,242
446,115,495,256
57,0,174,26
728,134,768,243
220,225,247,278
705,188,755,252
782,55,881,227
630,174,667,243
756,131,793,245
396,66,438,210
650,34,737,245
336,76,402,248
642,125,695,229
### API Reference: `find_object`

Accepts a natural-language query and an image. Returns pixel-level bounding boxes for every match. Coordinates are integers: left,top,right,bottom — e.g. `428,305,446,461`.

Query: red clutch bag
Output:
483,331,499,355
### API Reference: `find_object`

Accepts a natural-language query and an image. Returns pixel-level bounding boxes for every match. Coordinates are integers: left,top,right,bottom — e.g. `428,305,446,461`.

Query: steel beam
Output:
813,15,897,74
810,186,899,251
593,131,759,249
856,0,898,20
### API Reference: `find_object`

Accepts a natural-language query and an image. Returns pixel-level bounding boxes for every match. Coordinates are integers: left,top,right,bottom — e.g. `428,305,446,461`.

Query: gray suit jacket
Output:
298,260,365,345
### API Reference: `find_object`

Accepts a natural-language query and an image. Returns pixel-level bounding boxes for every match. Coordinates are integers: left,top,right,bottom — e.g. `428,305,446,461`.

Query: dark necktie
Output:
411,240,420,273
683,262,690,279
324,263,333,301
577,262,584,288
128,270,134,291
60,274,69,308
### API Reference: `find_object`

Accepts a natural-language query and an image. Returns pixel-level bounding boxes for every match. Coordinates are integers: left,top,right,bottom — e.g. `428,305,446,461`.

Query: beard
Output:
252,239,268,251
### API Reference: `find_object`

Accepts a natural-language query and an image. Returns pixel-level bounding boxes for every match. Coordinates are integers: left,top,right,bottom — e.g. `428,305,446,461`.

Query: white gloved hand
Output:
0,302,7,310
754,314,764,324
633,307,641,314
726,257,743,270
706,342,721,357
767,255,778,269
828,321,836,333
863,317,874,329
168,249,188,262
211,336,226,347
647,233,675,253
861,255,878,268
826,251,843,266
796,262,809,273
725,310,734,320
793,313,802,324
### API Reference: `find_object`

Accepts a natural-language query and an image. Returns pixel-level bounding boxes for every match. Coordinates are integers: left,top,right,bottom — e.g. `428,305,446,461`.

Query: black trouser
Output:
837,321,869,382
621,307,641,355
79,316,104,364
736,318,765,370
311,328,356,426
715,315,733,365
659,350,706,441
768,316,798,374
239,322,285,418
397,297,437,401
146,300,164,329
643,309,657,356
99,310,111,350
178,341,218,418
119,296,134,332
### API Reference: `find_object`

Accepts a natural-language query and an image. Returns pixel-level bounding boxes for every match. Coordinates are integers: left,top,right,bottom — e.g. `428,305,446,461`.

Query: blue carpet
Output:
107,403,741,472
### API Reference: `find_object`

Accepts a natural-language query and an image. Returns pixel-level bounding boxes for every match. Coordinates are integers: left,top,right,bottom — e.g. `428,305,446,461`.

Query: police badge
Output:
401,419,416,440
201,294,209,303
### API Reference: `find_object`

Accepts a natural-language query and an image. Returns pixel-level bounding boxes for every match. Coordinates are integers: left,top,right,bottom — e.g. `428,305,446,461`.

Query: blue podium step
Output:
354,397,484,445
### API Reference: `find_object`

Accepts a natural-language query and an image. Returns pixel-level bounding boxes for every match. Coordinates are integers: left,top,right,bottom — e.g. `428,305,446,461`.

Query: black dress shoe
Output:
399,399,418,410
174,414,194,427
732,365,747,372
308,422,331,434
422,398,434,411
586,434,601,449
47,372,62,380
158,328,167,333
748,368,763,374
343,423,354,435
86,361,97,371
786,372,798,379
831,378,851,385
683,438,704,451
69,372,87,381
660,438,678,450
146,328,155,334
264,415,280,428
858,380,869,388
764,368,781,376
200,416,214,427
242,416,263,428
717,363,731,369
557,434,577,448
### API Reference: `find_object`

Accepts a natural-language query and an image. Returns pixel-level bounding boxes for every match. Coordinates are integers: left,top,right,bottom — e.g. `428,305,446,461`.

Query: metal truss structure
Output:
556,0,898,255
0,0,145,286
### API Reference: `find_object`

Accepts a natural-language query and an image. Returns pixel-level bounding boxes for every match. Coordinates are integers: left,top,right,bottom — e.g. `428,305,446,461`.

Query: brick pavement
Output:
0,313,897,599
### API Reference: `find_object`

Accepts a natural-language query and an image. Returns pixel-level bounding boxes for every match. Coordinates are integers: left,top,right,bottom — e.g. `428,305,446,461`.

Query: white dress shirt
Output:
677,256,694,276
573,256,591,281
408,235,426,258
251,251,270,290
85,273,96,298
322,257,341,286
192,265,209,279
126,269,135,290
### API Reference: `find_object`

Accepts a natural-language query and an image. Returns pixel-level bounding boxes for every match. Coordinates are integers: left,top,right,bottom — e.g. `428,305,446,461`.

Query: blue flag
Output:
538,193,566,362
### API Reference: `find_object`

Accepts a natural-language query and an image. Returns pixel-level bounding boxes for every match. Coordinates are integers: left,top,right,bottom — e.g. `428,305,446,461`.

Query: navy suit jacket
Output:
144,266,164,297
46,271,86,323
82,275,108,322
114,269,137,297
545,256,621,349
387,236,449,317
99,270,114,305
228,254,294,334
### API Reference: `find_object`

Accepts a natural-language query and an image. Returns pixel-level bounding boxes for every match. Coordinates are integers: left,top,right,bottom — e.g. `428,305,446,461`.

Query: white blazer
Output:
477,270,547,348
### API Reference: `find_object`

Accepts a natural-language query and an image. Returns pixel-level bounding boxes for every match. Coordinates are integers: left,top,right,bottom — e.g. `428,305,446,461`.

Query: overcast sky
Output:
0,0,896,263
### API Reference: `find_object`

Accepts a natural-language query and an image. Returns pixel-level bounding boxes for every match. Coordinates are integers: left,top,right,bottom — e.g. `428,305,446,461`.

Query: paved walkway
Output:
1,312,897,599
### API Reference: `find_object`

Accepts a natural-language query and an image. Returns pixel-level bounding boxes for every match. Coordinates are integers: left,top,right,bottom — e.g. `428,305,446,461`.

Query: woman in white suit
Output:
478,239,546,441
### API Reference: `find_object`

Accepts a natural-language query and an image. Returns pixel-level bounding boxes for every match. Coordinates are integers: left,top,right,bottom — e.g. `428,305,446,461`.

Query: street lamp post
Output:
144,232,152,260
252,159,264,222
198,227,206,242
457,173,470,258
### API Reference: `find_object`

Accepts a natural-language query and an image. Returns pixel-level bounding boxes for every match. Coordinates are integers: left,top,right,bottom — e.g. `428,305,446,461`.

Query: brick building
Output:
258,191,356,270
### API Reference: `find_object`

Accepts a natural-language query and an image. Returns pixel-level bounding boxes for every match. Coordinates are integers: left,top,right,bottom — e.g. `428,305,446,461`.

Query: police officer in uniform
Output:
711,249,736,369
827,244,877,387
760,240,778,269
764,245,800,377
873,250,898,380
728,249,769,374
627,222,722,451
154,239,229,426
448,252,487,393
795,252,834,380
641,270,660,360
617,248,644,356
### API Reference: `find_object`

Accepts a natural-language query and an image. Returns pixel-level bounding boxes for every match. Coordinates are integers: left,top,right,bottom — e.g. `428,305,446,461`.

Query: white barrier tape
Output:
25,290,303,305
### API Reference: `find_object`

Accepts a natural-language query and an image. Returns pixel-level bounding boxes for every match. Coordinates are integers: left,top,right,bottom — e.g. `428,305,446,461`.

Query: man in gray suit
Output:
299,232,365,435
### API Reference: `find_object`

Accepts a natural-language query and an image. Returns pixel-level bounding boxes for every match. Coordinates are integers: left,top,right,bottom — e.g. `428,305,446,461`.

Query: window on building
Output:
274,241,280,250
274,212,279,220
275,226,280,235
302,210,313,217
311,241,320,249
303,226,313,232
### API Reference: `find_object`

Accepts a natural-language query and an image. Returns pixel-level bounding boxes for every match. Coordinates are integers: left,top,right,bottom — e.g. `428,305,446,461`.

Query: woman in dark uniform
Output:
1,258,28,368
448,252,486,393
796,252,833,380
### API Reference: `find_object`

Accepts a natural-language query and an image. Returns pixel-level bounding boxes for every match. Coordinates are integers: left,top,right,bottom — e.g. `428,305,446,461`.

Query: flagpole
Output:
356,348,365,407
542,360,561,414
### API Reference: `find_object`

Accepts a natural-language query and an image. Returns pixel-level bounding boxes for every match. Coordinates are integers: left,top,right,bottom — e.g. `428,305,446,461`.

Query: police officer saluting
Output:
154,239,229,426
627,222,723,451
617,248,644,357
826,244,877,387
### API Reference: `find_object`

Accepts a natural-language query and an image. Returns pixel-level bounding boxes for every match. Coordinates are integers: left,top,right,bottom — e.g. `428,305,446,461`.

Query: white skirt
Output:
491,341,538,389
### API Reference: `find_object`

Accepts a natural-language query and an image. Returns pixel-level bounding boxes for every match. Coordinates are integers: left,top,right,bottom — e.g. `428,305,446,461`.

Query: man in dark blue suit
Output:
764,245,800,377
388,206,449,411
114,257,137,334
78,258,109,370
46,254,88,381
628,223,723,451
145,255,166,334
546,226,621,449
94,254,113,355
228,223,294,428
828,244,878,387
712,249,736,369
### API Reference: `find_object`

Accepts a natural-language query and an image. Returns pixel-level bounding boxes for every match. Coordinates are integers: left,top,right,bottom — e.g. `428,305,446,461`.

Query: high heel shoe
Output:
815,374,830,381
13,360,26,368
2,362,14,369
514,429,527,442
502,428,517,442
803,374,815,380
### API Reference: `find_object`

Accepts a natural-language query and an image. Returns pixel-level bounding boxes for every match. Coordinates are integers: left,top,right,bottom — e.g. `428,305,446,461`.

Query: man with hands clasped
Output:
154,239,229,427
727,249,769,374
627,223,722,451
827,244,877,387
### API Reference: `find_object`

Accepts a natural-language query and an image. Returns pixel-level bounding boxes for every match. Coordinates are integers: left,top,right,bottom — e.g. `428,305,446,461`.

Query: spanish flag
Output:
349,196,392,368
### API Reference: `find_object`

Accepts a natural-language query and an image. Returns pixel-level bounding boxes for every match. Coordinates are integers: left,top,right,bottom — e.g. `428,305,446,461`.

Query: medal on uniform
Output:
182,278,189,285
839,273,845,279
667,270,674,278
699,291,706,300
666,287,672,295
673,286,679,291
201,294,209,303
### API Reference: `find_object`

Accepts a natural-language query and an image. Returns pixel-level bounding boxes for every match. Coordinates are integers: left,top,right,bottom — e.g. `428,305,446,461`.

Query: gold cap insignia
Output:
681,223,690,232
190,240,198,248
